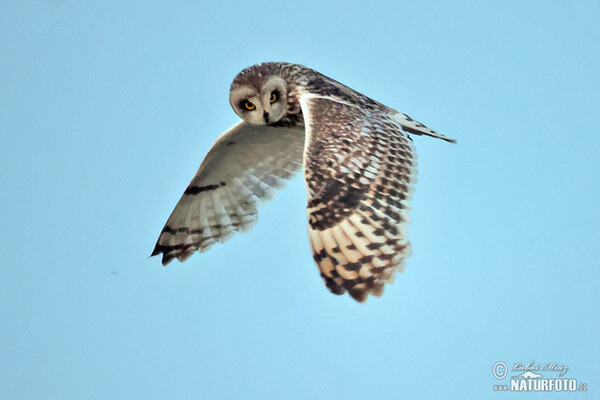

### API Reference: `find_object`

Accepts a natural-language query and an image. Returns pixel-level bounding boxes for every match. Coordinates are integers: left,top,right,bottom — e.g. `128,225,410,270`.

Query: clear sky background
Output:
1,1,599,399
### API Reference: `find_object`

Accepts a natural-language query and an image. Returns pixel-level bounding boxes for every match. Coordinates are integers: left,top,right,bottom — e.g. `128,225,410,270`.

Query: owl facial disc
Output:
230,76,287,125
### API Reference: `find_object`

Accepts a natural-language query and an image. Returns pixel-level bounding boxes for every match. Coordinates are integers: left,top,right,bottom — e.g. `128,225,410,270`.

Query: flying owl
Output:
151,62,455,302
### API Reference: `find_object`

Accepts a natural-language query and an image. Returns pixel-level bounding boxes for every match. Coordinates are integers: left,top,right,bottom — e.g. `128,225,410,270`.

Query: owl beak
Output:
263,111,269,124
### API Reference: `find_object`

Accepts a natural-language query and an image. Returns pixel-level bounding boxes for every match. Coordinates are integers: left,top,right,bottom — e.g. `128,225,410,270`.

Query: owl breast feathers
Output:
152,62,455,302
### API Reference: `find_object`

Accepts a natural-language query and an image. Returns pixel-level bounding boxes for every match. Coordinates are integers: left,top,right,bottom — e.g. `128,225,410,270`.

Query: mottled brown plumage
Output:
152,62,455,302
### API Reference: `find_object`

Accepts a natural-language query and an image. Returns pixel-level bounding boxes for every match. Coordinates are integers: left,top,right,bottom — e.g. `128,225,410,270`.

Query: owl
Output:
151,62,455,302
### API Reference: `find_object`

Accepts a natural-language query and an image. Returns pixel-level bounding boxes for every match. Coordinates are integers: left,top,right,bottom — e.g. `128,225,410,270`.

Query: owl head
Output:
229,72,289,126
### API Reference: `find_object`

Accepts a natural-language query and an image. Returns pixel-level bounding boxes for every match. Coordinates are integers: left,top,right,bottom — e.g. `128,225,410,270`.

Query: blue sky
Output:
1,1,599,398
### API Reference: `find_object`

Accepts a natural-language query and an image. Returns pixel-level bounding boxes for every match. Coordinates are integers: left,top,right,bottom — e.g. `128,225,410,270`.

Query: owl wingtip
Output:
349,284,386,303
149,245,176,267
349,289,369,303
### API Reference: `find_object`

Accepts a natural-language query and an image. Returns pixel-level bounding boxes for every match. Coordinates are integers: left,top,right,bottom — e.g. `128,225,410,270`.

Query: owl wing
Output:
152,121,305,265
300,94,420,302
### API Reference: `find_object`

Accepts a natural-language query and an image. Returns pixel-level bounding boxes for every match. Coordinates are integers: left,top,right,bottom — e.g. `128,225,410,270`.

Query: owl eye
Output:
242,100,255,111
269,91,279,103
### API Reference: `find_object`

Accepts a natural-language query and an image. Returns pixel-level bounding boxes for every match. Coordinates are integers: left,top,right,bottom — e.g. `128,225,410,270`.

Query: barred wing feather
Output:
152,121,305,265
301,95,418,302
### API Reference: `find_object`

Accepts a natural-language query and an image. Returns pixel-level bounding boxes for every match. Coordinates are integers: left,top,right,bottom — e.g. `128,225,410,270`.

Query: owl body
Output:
152,62,455,302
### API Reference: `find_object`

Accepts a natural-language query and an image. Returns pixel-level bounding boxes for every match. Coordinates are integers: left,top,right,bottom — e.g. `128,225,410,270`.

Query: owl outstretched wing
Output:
300,94,420,302
152,121,305,265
